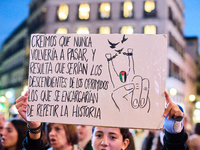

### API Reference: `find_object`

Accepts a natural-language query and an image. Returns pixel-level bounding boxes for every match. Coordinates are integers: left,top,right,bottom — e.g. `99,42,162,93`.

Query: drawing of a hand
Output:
105,48,150,112
111,76,150,112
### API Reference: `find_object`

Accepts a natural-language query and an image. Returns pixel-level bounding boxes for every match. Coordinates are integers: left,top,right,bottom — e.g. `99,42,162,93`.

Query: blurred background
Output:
0,0,199,149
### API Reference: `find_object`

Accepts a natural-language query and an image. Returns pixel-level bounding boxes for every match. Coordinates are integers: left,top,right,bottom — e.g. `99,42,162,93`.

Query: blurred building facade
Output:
185,37,199,123
0,0,199,122
0,21,28,118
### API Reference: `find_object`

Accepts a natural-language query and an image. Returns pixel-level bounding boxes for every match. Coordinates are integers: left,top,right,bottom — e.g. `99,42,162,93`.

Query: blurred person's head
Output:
47,123,78,149
77,125,92,149
195,123,200,135
0,113,6,136
41,123,48,146
77,125,92,141
1,118,27,150
92,127,130,150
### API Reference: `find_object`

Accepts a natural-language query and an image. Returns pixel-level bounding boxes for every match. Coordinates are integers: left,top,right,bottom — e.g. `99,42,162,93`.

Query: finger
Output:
168,106,176,119
131,76,142,109
168,108,184,120
164,91,172,104
113,84,134,101
24,90,28,96
17,104,27,114
127,48,135,77
15,103,27,115
105,53,111,60
16,95,28,104
173,112,184,119
15,99,24,109
140,78,149,108
15,97,28,109
17,107,27,122
105,53,122,87
165,103,184,120
112,83,134,111
15,101,24,109
163,102,175,117
172,108,184,118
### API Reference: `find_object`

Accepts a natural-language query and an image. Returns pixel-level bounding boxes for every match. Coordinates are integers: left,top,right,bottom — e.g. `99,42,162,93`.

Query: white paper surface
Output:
27,34,167,129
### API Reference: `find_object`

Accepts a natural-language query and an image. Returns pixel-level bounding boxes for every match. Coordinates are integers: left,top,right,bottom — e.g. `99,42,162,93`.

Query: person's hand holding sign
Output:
15,91,41,140
163,91,184,134
15,91,28,121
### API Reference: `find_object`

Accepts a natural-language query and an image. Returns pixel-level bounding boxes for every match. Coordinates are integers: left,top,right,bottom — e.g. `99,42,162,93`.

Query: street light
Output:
0,103,6,111
189,94,196,102
169,88,177,96
195,101,200,109
5,91,13,99
0,96,6,103
194,109,200,116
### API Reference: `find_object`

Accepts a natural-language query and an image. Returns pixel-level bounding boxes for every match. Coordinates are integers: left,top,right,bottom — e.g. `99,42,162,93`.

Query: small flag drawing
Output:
119,71,127,83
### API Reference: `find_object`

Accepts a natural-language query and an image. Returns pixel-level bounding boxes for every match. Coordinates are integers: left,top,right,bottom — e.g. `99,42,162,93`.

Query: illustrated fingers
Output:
113,83,134,98
105,53,122,87
131,76,142,108
105,53,111,61
112,83,134,111
127,48,135,77
140,78,149,108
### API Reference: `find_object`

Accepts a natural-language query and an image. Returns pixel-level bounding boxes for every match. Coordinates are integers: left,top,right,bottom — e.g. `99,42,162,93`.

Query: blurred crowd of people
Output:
0,91,199,150
1,112,200,150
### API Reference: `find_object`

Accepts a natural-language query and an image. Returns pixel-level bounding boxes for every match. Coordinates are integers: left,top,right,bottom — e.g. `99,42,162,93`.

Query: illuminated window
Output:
76,27,89,34
99,26,110,34
57,5,69,21
79,3,90,20
120,26,134,34
99,3,111,19
144,25,156,34
56,28,68,34
122,1,133,18
144,1,156,17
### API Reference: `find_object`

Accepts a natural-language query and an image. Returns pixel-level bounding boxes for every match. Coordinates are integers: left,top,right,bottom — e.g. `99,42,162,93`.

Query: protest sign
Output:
27,34,167,129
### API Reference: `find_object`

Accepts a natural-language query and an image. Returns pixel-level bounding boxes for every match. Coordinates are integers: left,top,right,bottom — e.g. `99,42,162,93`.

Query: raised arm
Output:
15,91,41,140
162,91,188,150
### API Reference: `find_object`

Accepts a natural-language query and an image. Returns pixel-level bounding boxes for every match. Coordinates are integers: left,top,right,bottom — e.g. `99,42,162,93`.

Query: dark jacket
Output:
83,140,93,150
162,128,188,150
22,131,45,150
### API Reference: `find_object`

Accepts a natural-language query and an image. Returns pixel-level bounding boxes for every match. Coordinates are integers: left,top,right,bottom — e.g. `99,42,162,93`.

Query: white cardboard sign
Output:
27,34,167,129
